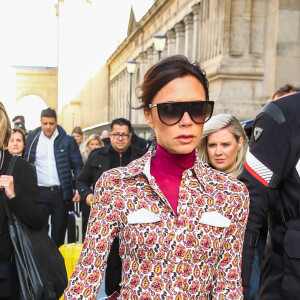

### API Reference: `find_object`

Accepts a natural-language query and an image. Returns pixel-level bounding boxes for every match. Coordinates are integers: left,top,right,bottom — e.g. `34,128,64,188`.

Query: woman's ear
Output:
237,136,243,150
144,108,154,128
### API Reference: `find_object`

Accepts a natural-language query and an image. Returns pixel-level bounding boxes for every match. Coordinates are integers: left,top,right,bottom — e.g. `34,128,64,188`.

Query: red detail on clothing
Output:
245,160,268,187
118,152,123,156
150,144,195,215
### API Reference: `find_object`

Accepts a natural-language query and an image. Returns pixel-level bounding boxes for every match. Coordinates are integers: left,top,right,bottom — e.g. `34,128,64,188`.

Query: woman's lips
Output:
176,135,195,143
215,159,225,163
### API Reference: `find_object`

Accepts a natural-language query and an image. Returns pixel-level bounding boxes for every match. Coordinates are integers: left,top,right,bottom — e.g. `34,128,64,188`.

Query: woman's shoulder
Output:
2,151,34,181
201,163,248,196
100,153,149,183
8,152,33,173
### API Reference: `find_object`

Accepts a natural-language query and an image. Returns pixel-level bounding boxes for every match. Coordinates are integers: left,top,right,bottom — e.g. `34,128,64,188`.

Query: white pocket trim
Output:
199,211,231,228
127,208,161,224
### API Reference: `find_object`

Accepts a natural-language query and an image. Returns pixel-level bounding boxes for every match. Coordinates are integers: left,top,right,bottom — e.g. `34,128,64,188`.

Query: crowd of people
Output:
0,55,299,300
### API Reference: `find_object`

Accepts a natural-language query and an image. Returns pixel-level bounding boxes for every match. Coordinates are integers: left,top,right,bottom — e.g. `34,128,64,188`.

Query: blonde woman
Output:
81,134,103,164
199,114,266,299
0,102,47,299
198,114,248,178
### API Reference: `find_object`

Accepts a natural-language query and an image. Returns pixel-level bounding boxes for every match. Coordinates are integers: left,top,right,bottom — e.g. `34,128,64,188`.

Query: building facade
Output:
106,0,300,137
58,0,300,136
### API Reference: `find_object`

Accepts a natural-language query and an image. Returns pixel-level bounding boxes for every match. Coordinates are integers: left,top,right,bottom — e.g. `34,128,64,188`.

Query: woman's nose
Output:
180,111,193,126
215,146,222,155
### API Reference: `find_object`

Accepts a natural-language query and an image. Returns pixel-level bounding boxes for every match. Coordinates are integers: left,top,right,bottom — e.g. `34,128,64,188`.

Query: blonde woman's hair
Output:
0,102,12,148
198,114,248,178
82,134,103,153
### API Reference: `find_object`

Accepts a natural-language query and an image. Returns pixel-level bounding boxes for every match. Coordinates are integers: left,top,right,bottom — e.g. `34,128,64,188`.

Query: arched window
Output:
16,94,47,130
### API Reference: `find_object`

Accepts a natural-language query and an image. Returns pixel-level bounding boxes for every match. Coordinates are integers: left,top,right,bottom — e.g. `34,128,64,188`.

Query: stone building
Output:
106,0,300,137
61,0,300,136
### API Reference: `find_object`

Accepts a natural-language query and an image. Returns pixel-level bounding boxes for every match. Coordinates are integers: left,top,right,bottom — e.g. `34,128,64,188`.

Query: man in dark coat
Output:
76,118,145,297
241,92,300,300
25,108,83,247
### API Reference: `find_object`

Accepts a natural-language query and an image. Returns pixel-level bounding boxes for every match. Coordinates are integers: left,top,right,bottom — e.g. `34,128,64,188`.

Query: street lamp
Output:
126,60,137,122
153,34,167,60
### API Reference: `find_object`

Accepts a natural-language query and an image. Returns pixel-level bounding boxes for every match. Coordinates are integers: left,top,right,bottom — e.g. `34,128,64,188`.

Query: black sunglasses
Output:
148,101,214,126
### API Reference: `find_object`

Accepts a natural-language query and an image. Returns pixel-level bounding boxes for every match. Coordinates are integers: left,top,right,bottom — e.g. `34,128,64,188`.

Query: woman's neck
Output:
150,144,195,215
152,144,195,176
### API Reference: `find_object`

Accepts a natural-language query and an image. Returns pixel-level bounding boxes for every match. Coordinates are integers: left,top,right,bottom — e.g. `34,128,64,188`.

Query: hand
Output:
0,175,16,199
72,192,81,202
86,193,94,206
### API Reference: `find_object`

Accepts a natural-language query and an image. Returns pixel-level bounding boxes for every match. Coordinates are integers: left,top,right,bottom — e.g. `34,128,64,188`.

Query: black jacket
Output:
240,92,300,300
0,150,47,298
76,145,143,202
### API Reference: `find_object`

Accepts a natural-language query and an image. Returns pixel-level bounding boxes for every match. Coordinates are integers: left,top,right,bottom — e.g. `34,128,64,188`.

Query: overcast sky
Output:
0,0,154,129
1,0,153,67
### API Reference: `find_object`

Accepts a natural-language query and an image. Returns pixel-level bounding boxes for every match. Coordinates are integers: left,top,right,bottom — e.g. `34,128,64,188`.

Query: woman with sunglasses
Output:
64,55,249,299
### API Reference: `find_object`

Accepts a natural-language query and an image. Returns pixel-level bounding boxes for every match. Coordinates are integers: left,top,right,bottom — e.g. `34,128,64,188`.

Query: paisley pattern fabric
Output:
64,147,249,300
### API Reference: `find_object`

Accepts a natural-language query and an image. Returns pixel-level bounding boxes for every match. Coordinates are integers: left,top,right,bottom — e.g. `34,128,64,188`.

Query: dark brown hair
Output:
11,128,26,157
272,84,300,100
137,55,209,109
110,118,132,133
72,126,84,136
41,108,57,120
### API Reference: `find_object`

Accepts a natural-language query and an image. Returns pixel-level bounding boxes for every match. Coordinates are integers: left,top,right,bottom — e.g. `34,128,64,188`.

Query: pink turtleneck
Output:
150,144,195,215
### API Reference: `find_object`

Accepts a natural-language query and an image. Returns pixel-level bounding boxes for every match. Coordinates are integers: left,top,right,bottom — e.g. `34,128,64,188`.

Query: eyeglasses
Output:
111,133,130,139
148,101,214,126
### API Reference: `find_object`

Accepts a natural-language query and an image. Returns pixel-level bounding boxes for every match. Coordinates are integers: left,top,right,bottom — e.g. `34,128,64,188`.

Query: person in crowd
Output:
72,126,85,152
100,129,110,146
0,102,47,299
65,55,249,299
198,114,247,178
14,121,27,137
240,91,300,299
12,115,27,136
76,118,145,296
7,128,26,157
131,130,151,153
272,83,300,100
12,115,25,126
25,108,83,247
199,114,264,299
81,134,103,164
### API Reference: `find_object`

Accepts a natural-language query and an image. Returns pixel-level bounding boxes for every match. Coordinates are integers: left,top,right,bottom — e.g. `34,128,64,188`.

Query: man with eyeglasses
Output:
76,117,146,297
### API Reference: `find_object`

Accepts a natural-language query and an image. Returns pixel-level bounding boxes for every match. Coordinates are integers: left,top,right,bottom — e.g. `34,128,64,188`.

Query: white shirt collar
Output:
41,127,59,140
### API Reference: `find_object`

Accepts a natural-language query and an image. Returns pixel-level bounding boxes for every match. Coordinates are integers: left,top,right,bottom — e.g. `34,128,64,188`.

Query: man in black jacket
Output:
240,92,300,300
76,118,145,296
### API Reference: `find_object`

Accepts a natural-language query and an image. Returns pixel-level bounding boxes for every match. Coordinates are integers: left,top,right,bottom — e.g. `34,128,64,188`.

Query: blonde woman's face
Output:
207,128,243,173
89,139,101,151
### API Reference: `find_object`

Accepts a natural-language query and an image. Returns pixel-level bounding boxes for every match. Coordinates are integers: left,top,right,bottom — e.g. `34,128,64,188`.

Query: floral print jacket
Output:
64,147,249,300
